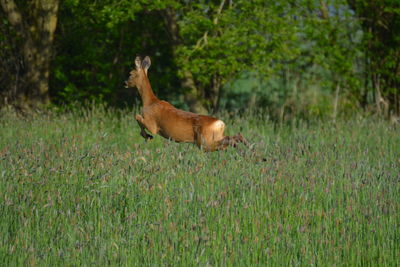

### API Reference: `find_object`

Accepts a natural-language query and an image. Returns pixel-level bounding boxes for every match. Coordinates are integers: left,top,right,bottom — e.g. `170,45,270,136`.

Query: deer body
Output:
126,56,246,151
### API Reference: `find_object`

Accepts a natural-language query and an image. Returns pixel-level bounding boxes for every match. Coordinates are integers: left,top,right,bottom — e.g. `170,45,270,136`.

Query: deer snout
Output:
125,76,137,88
125,79,135,88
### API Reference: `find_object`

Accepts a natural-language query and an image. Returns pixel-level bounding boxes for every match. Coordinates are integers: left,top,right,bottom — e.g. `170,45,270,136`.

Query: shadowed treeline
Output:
1,0,399,120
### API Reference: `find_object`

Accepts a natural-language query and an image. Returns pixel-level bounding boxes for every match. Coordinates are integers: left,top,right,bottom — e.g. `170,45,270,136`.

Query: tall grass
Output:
0,107,399,265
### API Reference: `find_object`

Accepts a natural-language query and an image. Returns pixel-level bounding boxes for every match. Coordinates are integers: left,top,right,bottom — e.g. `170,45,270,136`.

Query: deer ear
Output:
142,56,151,72
135,56,142,69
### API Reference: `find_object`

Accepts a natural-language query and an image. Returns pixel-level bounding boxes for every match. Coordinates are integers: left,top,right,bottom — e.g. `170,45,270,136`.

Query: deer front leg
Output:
135,114,157,140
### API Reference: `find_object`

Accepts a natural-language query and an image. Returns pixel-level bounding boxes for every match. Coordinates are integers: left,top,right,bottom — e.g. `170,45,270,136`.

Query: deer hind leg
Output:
135,114,158,140
216,133,249,150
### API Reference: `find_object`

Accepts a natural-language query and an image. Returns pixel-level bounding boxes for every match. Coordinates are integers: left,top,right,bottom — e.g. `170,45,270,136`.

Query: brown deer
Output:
125,56,248,151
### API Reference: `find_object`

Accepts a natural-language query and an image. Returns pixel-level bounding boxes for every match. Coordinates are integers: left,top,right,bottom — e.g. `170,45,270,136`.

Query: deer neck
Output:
137,77,157,107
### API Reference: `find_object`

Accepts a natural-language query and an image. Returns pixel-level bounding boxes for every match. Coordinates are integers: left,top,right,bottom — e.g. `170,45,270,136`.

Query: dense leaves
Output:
1,0,399,118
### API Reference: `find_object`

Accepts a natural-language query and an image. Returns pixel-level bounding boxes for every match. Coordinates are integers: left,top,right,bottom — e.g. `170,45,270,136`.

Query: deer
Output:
125,56,248,152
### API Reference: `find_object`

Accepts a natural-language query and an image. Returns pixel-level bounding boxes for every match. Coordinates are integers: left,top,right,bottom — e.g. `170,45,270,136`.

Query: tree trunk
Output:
332,82,340,123
360,49,369,110
180,70,208,114
1,0,59,108
161,7,208,114
210,74,222,113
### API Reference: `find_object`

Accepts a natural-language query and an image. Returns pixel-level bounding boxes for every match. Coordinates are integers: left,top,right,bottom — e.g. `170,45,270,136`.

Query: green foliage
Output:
51,0,180,106
0,108,399,265
176,0,299,86
348,0,400,113
49,0,370,113
2,0,399,116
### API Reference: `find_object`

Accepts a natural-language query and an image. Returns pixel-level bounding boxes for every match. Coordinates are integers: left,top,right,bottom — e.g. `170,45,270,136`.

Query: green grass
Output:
0,107,399,266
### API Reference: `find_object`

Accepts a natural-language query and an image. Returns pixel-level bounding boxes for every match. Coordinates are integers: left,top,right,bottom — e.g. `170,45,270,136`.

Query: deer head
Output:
125,56,151,88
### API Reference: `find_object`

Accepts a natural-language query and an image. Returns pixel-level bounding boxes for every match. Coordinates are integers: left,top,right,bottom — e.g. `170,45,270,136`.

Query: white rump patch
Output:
212,120,225,131
210,120,225,143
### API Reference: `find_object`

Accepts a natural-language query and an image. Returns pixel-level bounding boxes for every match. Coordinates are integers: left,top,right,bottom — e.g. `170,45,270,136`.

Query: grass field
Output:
0,107,399,265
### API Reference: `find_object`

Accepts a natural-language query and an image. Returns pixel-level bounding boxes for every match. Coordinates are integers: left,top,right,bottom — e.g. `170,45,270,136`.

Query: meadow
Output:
0,107,399,266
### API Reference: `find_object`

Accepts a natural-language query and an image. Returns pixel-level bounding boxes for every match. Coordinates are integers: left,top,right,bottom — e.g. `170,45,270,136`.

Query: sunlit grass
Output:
0,107,399,265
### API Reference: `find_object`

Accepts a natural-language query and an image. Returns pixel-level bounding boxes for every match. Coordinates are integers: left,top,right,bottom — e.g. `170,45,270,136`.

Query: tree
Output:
298,0,362,119
348,0,400,116
98,0,299,113
173,0,299,113
1,0,59,108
